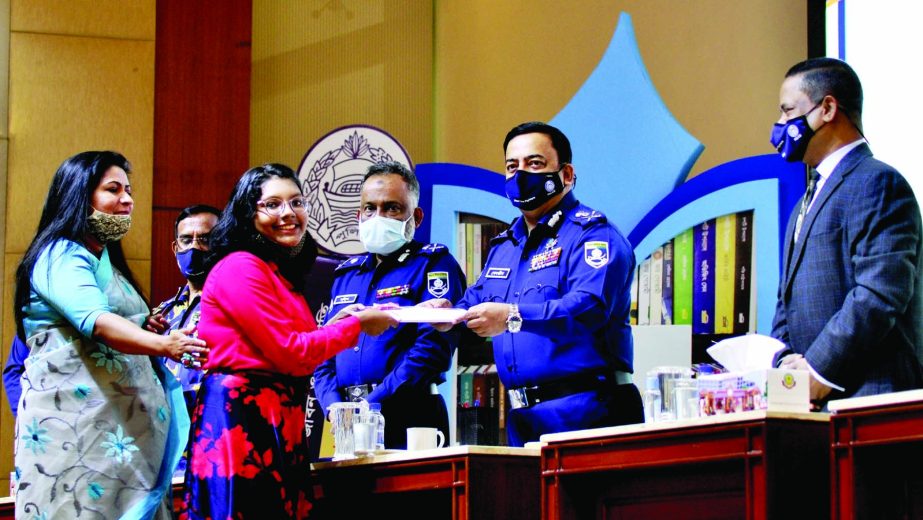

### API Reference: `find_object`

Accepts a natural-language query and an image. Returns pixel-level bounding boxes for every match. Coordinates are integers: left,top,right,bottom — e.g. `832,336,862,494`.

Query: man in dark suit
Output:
770,57,923,407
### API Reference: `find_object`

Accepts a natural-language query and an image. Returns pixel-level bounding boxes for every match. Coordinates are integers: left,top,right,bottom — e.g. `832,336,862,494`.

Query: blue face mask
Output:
176,247,207,284
770,104,821,162
504,167,565,210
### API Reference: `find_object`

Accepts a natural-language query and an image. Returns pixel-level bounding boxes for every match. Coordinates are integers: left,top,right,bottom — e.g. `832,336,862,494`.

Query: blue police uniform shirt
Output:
457,191,636,390
313,241,466,412
151,284,205,399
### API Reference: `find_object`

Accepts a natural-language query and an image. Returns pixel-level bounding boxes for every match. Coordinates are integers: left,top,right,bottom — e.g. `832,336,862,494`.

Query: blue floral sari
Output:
14,241,188,519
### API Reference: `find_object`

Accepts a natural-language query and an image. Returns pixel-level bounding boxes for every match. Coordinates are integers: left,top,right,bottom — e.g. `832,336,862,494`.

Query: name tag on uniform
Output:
376,284,411,299
332,294,358,305
529,247,562,271
484,267,511,279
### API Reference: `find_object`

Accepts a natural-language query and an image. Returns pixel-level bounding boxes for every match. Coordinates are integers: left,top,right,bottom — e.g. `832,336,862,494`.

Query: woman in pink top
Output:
181,164,396,519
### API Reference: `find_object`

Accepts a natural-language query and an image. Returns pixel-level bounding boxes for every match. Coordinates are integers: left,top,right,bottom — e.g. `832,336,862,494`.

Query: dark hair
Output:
174,204,221,237
15,151,145,340
206,163,317,286
502,121,573,166
786,57,863,133
362,161,420,206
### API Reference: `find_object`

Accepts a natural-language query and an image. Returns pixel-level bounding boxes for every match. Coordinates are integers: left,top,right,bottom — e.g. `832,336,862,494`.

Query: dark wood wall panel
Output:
152,0,251,303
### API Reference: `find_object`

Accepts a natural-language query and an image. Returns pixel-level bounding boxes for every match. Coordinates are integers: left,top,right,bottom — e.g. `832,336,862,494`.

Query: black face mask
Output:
504,167,565,210
176,247,207,284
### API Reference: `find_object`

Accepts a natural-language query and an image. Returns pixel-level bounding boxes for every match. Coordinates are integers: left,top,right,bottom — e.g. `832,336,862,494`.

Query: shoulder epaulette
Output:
569,207,608,227
333,255,367,274
419,243,448,256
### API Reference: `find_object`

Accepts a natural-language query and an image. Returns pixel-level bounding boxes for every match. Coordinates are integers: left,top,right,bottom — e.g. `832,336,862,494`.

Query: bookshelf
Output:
454,213,509,446
631,210,755,364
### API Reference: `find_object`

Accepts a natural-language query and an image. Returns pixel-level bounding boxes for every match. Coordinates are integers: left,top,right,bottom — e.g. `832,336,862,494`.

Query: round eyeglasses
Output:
256,196,309,216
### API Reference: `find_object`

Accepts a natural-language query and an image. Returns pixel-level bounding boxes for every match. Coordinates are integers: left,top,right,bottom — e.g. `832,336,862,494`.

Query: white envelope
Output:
384,307,466,323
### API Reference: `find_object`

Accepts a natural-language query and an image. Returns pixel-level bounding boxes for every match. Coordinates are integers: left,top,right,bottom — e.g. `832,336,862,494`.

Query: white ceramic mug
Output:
406,427,445,450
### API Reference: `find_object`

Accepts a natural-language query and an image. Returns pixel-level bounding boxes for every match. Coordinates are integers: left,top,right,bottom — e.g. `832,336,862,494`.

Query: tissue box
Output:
697,369,810,415
746,368,810,413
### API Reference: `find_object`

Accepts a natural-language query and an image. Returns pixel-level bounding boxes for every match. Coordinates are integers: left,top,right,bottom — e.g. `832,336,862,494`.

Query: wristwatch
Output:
506,304,523,333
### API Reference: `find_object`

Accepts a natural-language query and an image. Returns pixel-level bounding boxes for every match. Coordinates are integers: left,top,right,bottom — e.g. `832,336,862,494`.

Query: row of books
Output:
456,214,508,286
631,210,755,334
457,364,505,446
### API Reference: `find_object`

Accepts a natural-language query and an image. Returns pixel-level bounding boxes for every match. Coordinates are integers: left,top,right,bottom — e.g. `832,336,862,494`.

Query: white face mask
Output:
358,214,415,255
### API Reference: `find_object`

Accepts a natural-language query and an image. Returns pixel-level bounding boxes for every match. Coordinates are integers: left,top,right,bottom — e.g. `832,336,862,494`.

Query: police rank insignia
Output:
376,284,411,299
530,247,562,271
427,271,450,298
584,241,609,269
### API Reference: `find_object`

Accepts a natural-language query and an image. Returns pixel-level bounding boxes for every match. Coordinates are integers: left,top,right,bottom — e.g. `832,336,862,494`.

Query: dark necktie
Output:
794,168,819,243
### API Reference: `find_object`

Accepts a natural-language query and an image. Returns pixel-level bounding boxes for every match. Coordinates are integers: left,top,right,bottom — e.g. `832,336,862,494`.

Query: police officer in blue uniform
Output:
430,121,643,446
314,161,466,449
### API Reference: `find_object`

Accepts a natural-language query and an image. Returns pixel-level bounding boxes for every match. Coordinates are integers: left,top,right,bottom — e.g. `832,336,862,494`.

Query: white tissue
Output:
706,334,786,372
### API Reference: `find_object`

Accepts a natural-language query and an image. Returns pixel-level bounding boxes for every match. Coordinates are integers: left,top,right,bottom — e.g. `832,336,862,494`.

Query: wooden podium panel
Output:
540,411,829,520
309,446,540,520
829,390,923,520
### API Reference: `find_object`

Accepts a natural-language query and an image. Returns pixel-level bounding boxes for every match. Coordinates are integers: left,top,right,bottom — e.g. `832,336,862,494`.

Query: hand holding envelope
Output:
413,299,465,331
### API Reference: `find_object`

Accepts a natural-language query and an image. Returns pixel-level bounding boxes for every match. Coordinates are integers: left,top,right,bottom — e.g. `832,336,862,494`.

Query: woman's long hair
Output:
15,151,146,341
207,163,317,287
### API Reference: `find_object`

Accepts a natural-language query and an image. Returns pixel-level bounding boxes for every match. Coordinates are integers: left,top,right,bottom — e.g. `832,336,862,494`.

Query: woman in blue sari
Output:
13,151,209,519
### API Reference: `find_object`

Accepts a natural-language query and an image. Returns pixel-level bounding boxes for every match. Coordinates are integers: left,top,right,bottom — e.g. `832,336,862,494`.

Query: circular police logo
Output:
298,125,413,255
544,179,555,193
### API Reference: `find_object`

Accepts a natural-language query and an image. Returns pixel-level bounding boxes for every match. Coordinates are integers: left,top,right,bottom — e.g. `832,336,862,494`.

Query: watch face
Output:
507,317,522,333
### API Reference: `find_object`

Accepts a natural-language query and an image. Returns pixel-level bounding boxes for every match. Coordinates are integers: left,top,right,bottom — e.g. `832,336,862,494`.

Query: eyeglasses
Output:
256,196,309,216
176,235,210,248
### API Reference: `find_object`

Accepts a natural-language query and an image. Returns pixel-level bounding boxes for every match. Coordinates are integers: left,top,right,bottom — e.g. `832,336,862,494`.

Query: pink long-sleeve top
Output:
198,251,360,376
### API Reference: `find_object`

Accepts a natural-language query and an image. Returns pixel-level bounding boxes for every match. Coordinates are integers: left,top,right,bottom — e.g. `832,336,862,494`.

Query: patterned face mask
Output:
87,208,132,243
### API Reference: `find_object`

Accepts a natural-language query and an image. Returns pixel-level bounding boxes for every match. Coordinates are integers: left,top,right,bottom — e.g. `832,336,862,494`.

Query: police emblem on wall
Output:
298,125,413,255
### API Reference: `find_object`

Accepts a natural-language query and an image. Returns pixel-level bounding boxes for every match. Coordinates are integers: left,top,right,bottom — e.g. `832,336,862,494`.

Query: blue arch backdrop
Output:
413,12,806,334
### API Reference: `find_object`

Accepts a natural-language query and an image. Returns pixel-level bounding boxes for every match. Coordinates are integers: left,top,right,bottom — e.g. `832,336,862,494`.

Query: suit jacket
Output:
772,143,923,400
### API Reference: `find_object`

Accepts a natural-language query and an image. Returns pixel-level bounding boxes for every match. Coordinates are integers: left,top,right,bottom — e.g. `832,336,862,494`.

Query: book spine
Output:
472,364,487,408
637,257,651,326
673,229,694,325
472,224,482,282
458,366,474,408
714,213,736,333
629,264,639,325
649,247,664,325
661,240,674,325
457,217,467,280
734,210,754,334
692,219,716,334
465,223,476,285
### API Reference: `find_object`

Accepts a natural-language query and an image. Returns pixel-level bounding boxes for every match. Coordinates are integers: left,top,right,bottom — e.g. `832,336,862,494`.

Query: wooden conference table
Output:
539,410,830,520
828,389,923,519
309,445,541,520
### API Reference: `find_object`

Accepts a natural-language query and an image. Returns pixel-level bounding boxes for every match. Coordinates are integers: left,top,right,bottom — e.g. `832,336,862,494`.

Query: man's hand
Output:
778,353,804,369
144,313,169,334
463,303,512,337
416,299,459,332
787,356,834,403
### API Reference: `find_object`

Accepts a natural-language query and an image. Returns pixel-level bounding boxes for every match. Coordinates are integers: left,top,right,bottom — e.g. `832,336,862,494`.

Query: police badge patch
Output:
427,271,450,298
584,241,609,269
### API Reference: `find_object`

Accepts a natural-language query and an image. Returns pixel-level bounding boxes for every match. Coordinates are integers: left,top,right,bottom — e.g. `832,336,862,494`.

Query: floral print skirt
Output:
180,370,312,519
